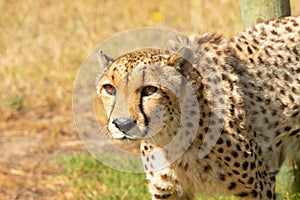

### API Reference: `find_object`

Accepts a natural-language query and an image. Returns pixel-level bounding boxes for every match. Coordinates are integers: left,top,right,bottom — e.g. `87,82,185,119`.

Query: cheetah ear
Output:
167,47,194,67
97,50,115,69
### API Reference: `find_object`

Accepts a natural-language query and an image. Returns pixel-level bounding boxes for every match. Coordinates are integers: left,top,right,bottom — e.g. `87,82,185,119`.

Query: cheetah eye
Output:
102,84,116,96
141,86,158,97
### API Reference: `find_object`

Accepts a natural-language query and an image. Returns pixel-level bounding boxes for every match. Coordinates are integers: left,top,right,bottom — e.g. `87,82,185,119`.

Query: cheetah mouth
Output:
109,121,148,141
120,136,136,141
120,134,137,140
111,131,141,141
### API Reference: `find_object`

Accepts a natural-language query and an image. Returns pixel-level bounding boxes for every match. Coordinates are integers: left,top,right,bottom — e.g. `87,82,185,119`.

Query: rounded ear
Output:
167,47,194,67
97,50,115,69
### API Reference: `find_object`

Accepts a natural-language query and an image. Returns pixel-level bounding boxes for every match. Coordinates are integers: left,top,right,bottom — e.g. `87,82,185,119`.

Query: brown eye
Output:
141,86,158,97
103,84,116,95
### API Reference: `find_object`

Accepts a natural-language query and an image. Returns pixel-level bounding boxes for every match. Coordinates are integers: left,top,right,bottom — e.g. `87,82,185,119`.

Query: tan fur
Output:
96,16,300,199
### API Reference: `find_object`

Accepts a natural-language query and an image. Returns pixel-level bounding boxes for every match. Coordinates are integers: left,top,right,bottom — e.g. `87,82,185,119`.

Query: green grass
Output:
55,153,151,200
55,153,300,200
277,161,300,200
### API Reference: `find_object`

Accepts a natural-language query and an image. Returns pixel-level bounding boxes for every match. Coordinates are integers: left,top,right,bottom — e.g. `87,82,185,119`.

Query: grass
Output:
56,153,300,200
54,153,151,200
277,161,300,200
0,0,299,118
7,94,24,113
1,0,300,199
1,0,299,118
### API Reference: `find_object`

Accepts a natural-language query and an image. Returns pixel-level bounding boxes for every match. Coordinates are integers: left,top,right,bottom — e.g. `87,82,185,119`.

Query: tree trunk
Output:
240,0,291,29
240,0,300,193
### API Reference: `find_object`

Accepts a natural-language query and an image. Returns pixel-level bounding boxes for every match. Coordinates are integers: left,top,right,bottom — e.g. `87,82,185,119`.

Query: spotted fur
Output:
96,16,300,199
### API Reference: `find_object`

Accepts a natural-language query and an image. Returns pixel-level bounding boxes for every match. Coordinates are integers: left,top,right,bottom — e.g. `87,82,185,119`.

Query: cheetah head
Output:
96,48,200,145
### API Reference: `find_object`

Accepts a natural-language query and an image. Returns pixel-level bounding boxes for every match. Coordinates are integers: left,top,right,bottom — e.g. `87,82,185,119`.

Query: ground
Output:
0,108,79,199
1,0,300,199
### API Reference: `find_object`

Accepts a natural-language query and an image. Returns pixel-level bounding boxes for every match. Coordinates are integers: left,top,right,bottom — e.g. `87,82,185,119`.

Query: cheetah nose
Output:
112,118,136,133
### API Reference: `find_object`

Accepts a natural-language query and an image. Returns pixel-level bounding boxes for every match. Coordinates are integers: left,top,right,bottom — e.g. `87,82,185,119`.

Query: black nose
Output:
112,118,136,133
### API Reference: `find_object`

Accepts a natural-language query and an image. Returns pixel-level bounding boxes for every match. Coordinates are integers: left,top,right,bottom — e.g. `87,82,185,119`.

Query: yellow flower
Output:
152,11,163,21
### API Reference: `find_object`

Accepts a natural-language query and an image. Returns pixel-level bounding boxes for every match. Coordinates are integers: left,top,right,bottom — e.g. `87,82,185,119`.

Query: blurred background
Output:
0,0,299,199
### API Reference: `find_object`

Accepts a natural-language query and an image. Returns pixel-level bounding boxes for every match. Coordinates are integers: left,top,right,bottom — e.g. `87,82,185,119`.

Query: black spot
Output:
251,190,258,198
284,126,292,132
271,110,277,115
226,140,232,147
247,46,253,54
199,119,203,126
225,156,231,162
290,129,300,136
259,181,264,191
265,99,271,105
217,138,224,144
245,143,250,150
242,161,249,170
276,140,282,147
160,174,168,180
228,182,237,190
236,192,249,197
204,165,212,172
204,127,209,133
280,104,286,110
236,44,243,52
232,170,240,175
247,177,254,184
250,162,255,169
231,151,238,158
292,112,299,117
219,173,226,181
234,162,240,168
266,190,273,199
271,30,278,35
218,148,224,153
198,134,203,140
255,96,264,103
275,130,281,137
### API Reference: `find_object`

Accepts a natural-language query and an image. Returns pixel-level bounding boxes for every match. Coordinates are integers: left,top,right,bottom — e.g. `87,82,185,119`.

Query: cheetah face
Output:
96,49,199,143
98,78,169,140
96,50,183,141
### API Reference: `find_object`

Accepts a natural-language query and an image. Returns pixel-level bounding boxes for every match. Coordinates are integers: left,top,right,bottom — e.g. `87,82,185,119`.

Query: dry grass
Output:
0,0,300,199
1,0,299,118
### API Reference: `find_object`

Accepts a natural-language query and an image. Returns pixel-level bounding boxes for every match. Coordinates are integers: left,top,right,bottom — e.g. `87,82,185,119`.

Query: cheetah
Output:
96,16,300,199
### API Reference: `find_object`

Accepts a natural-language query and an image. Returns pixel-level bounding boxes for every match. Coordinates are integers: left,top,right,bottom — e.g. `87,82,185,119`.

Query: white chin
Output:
112,133,126,139
112,132,137,140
